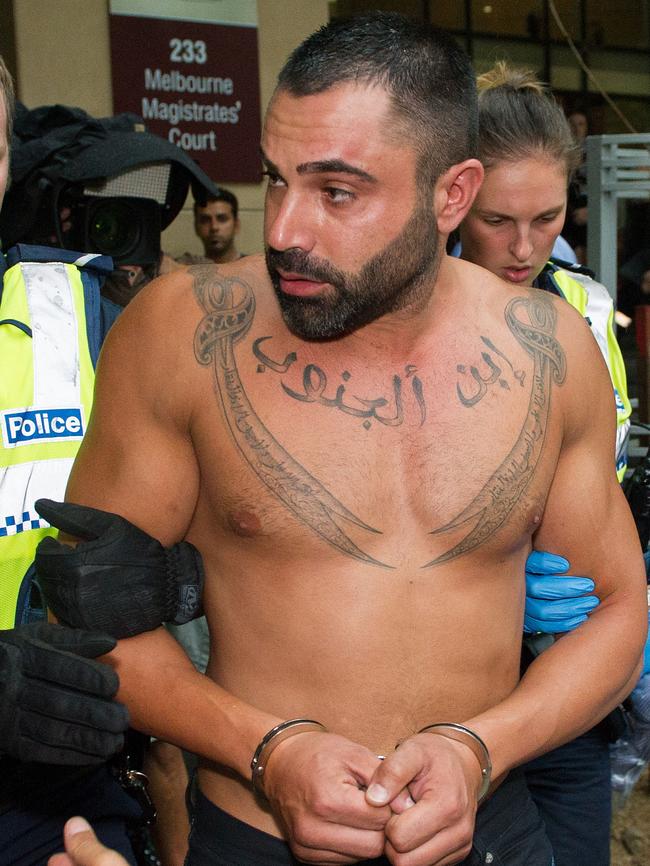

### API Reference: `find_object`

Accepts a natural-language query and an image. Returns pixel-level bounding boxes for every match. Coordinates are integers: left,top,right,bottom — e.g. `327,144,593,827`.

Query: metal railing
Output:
587,133,650,303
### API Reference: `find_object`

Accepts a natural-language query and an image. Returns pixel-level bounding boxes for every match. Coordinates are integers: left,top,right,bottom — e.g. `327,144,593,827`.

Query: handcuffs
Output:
250,717,491,804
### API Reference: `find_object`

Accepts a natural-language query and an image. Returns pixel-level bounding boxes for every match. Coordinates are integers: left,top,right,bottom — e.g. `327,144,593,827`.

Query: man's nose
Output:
265,191,314,252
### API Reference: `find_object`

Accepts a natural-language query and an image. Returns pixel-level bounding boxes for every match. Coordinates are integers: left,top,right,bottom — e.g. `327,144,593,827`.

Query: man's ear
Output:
434,159,484,235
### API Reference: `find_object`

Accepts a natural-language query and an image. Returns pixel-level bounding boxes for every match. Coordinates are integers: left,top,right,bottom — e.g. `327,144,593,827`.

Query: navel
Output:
228,509,263,537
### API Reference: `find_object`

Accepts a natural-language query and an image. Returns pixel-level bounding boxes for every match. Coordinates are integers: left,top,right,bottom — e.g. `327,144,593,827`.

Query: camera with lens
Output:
0,104,219,268
80,197,161,265
60,169,167,267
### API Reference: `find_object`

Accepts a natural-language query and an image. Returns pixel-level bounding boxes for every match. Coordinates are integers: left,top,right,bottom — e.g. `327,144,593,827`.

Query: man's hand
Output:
0,622,128,764
525,550,600,633
365,733,483,866
34,499,204,638
262,730,392,864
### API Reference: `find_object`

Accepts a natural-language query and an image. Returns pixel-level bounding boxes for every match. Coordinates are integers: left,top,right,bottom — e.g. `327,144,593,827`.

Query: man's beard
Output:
265,200,440,340
207,236,228,253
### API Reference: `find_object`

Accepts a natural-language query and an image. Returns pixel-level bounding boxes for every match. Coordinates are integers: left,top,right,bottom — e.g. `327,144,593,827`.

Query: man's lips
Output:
277,271,329,297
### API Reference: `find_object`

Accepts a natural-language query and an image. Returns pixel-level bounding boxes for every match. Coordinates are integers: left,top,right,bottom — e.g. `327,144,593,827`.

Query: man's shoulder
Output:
445,259,593,334
521,284,597,359
94,255,280,418
113,254,270,336
463,276,600,387
543,285,615,422
183,253,269,290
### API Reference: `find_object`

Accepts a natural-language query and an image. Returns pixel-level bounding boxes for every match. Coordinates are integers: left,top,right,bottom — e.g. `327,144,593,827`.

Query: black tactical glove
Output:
0,622,128,764
34,499,204,639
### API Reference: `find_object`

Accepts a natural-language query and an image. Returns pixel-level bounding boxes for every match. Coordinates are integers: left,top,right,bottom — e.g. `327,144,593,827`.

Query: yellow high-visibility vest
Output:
545,263,631,482
0,260,97,628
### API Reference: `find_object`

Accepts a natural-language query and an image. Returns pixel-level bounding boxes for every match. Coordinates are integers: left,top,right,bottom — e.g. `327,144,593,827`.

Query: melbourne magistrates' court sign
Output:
109,0,262,183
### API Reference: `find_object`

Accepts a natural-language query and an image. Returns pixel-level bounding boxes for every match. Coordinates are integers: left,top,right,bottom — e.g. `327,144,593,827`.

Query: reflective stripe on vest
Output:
551,267,632,481
0,262,95,628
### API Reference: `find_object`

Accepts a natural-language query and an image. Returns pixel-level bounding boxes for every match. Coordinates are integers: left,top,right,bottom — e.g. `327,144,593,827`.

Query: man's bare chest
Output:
189,289,566,570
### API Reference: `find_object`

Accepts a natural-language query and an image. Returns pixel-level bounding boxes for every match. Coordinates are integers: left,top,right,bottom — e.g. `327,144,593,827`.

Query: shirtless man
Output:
58,13,646,866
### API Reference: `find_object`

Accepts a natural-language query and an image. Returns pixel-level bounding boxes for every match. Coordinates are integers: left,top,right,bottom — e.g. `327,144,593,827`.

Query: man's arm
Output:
473,306,647,771
62,275,273,765
368,303,648,865
63,273,393,864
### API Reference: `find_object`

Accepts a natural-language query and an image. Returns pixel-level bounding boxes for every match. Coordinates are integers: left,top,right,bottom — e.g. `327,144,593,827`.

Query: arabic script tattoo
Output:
426,293,566,567
253,336,427,429
192,268,391,568
457,336,526,407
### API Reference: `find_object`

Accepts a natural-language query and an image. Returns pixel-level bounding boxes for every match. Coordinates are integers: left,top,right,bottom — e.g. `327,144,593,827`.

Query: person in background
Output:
457,62,635,866
567,109,589,148
619,250,650,320
177,188,242,266
458,65,630,483
563,108,590,264
0,52,204,865
0,50,141,866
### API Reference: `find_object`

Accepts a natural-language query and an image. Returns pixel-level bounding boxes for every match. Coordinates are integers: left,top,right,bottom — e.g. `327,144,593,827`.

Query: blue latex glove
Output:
525,550,600,634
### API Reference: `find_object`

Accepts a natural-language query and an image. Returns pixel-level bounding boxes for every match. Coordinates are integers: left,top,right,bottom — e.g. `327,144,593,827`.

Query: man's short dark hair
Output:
276,12,478,185
0,54,15,147
193,187,239,220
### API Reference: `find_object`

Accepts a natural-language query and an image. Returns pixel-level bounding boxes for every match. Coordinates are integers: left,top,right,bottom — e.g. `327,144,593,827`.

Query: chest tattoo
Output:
425,293,566,567
252,336,427,429
192,267,391,568
192,272,565,570
456,336,526,407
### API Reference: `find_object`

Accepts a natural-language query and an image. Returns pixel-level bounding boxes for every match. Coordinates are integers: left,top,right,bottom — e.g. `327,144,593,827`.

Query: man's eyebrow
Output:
296,159,377,183
260,150,376,184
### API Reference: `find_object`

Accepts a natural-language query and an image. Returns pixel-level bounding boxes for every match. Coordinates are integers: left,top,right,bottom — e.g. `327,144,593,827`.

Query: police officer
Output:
0,54,203,864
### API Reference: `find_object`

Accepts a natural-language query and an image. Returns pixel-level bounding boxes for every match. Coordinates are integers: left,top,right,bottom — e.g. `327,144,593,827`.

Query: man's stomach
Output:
197,555,525,833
